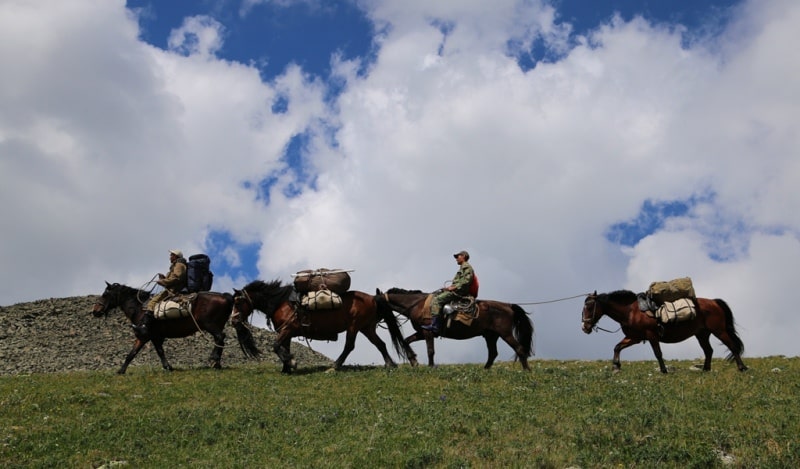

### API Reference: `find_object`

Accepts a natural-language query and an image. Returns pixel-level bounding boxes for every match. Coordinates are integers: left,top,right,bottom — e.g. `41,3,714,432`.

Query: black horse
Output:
92,282,259,374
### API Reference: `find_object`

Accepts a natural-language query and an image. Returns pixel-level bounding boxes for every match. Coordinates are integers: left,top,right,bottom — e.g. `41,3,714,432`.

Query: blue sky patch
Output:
606,198,693,246
205,230,260,281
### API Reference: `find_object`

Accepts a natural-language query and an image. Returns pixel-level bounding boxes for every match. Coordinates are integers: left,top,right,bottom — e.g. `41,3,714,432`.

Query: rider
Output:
422,250,475,334
132,249,188,336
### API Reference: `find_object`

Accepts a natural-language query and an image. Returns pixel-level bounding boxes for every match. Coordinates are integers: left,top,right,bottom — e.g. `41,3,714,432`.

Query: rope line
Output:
514,293,591,306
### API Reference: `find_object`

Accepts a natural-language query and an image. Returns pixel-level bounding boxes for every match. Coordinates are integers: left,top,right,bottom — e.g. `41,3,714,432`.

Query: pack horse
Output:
232,279,412,373
581,289,747,373
92,282,259,374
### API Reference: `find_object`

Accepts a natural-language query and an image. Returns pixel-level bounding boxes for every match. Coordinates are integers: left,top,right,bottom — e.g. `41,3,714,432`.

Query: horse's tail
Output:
715,298,745,361
376,297,411,362
512,304,535,357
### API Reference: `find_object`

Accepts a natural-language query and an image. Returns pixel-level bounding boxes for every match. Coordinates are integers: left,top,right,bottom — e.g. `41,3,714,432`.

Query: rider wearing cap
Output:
423,250,475,334
133,249,188,336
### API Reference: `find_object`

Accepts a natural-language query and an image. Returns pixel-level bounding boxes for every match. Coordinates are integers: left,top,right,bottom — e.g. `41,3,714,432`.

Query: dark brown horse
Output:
231,280,411,373
375,288,534,370
91,282,259,374
581,290,747,373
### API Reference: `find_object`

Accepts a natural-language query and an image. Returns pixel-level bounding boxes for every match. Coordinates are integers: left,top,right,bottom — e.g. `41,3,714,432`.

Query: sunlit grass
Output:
1,357,798,467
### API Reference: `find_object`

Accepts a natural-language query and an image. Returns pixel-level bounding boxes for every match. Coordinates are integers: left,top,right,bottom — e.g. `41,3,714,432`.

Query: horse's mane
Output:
599,290,638,305
242,279,293,302
386,287,426,294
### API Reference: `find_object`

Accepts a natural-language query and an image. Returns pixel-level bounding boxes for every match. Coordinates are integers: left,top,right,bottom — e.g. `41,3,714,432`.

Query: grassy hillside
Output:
2,357,797,468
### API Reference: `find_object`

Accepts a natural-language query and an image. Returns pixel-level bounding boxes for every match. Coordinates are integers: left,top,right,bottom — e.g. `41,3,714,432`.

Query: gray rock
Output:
0,295,333,375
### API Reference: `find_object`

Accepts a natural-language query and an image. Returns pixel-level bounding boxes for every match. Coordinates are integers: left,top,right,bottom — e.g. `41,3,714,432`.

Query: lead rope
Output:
515,293,592,305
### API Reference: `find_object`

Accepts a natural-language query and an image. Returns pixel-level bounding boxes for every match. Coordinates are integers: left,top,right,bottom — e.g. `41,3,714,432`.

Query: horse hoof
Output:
290,359,297,370
325,367,337,374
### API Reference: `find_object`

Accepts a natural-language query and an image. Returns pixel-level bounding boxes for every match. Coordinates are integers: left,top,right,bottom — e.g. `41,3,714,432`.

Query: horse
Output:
581,290,748,373
375,288,534,370
231,280,412,373
91,281,259,374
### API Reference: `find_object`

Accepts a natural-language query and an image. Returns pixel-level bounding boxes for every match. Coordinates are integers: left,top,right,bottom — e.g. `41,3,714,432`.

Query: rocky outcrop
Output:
0,295,332,375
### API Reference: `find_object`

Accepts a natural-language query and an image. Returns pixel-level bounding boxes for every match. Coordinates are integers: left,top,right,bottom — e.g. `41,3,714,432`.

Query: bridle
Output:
93,287,122,317
231,289,253,323
581,294,599,331
582,293,620,333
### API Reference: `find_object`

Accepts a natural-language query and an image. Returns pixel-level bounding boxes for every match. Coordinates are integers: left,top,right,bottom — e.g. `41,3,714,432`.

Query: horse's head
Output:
581,291,599,334
92,281,121,317
231,287,254,326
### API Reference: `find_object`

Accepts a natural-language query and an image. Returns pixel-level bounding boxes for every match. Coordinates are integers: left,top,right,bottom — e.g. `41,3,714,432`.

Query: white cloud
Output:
1,0,797,368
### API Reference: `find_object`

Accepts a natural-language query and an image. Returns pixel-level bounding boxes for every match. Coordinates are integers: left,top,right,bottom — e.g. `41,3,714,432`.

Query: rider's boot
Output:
421,315,441,333
132,310,155,335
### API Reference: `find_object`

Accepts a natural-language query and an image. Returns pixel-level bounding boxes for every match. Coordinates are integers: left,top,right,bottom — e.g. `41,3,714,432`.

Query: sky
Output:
2,0,798,367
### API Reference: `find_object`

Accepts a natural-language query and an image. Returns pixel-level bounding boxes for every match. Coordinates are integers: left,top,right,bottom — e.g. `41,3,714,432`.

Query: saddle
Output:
153,293,197,319
443,296,479,326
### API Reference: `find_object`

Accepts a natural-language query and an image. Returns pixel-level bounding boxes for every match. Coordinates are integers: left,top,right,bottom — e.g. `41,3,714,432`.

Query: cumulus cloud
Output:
1,0,797,367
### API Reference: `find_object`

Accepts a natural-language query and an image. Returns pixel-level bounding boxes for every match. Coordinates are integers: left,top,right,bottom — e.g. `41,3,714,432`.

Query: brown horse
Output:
581,290,747,373
231,280,411,373
92,282,259,374
375,288,534,370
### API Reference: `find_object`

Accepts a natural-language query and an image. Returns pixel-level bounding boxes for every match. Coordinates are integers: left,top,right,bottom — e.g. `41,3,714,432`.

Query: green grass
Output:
2,357,798,468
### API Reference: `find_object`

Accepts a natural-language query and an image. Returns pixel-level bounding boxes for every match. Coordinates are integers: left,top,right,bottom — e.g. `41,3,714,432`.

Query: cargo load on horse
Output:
152,294,198,319
292,268,353,311
301,289,343,311
647,277,696,305
186,254,214,293
654,298,697,323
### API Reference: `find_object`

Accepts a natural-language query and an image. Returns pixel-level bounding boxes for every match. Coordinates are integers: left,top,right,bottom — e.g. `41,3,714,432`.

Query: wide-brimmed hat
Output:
169,249,183,258
453,250,470,260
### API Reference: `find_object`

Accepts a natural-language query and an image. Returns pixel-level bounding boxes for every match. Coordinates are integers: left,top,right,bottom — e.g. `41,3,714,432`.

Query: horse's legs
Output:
272,333,295,374
333,330,358,370
208,331,225,369
495,332,531,371
483,334,499,369
118,339,147,375
424,332,436,367
150,337,173,372
711,329,749,372
402,332,422,367
360,326,397,368
647,339,669,373
612,336,641,373
695,331,714,371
